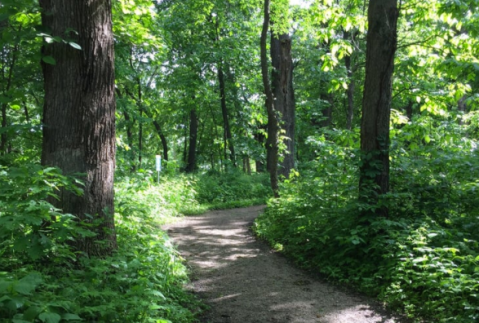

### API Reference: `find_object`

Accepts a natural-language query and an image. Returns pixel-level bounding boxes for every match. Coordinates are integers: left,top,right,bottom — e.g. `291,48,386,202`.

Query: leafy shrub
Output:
0,164,200,323
116,171,202,220
116,168,271,215
254,128,479,322
195,168,272,207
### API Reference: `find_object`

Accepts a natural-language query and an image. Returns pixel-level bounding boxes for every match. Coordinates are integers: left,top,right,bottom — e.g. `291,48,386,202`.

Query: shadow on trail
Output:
163,206,402,323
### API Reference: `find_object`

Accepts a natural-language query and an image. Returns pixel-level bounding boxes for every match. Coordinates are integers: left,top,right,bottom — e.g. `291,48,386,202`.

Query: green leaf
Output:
42,56,56,65
0,281,12,294
14,272,43,295
62,313,83,321
24,306,42,320
412,257,427,263
39,312,61,323
68,42,81,50
6,299,22,312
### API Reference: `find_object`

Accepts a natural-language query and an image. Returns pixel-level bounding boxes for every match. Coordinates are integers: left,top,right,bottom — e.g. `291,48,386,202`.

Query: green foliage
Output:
116,170,201,219
116,168,271,215
0,164,84,264
0,165,202,323
195,169,272,206
255,122,479,322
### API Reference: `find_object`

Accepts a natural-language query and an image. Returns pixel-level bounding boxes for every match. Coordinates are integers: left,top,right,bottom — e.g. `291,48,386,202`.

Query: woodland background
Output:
1,0,479,322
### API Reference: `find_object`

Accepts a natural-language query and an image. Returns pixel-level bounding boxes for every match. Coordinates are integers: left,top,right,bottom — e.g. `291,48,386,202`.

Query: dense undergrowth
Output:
255,119,479,323
0,165,270,323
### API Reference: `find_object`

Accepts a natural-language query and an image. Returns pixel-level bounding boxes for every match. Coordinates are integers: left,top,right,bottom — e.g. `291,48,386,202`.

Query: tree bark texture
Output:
40,0,117,256
185,108,198,173
271,33,295,179
260,0,279,197
359,0,399,216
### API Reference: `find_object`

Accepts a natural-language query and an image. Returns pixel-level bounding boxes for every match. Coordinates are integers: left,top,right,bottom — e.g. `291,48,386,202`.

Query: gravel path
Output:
163,206,405,323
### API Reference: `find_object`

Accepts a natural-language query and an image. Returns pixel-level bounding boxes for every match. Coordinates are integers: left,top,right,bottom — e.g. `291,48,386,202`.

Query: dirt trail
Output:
163,206,404,323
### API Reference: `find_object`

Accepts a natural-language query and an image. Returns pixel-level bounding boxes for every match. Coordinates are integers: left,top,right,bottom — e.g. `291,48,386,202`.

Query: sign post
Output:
155,155,162,184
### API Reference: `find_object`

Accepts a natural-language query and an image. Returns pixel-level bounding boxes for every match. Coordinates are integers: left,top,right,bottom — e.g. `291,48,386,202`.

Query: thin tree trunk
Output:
320,94,333,128
153,120,169,161
40,0,117,256
185,108,198,173
183,113,188,165
141,107,169,162
260,0,279,197
1,103,6,155
123,111,134,154
359,0,399,217
123,110,136,172
208,102,222,171
405,100,413,121
254,131,266,173
137,78,143,169
218,63,236,167
271,33,296,179
1,40,19,155
458,95,468,125
115,89,136,170
344,42,355,130
23,101,30,122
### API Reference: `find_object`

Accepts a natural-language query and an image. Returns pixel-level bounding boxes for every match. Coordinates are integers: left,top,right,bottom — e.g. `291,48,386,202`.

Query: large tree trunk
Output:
260,0,279,197
40,0,117,256
271,33,295,179
359,0,399,217
185,108,198,173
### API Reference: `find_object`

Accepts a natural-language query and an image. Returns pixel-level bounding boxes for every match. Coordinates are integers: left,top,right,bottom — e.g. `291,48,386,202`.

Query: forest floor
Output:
163,205,407,323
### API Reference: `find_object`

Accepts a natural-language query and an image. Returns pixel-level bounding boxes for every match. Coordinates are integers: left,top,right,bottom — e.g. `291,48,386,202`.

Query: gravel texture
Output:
163,205,406,323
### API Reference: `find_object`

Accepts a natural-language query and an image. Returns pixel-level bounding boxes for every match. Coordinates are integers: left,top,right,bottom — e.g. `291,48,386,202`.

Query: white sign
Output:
155,155,162,172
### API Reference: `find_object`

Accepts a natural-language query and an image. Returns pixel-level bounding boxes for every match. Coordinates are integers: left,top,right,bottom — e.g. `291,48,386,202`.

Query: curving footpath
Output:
163,206,406,323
